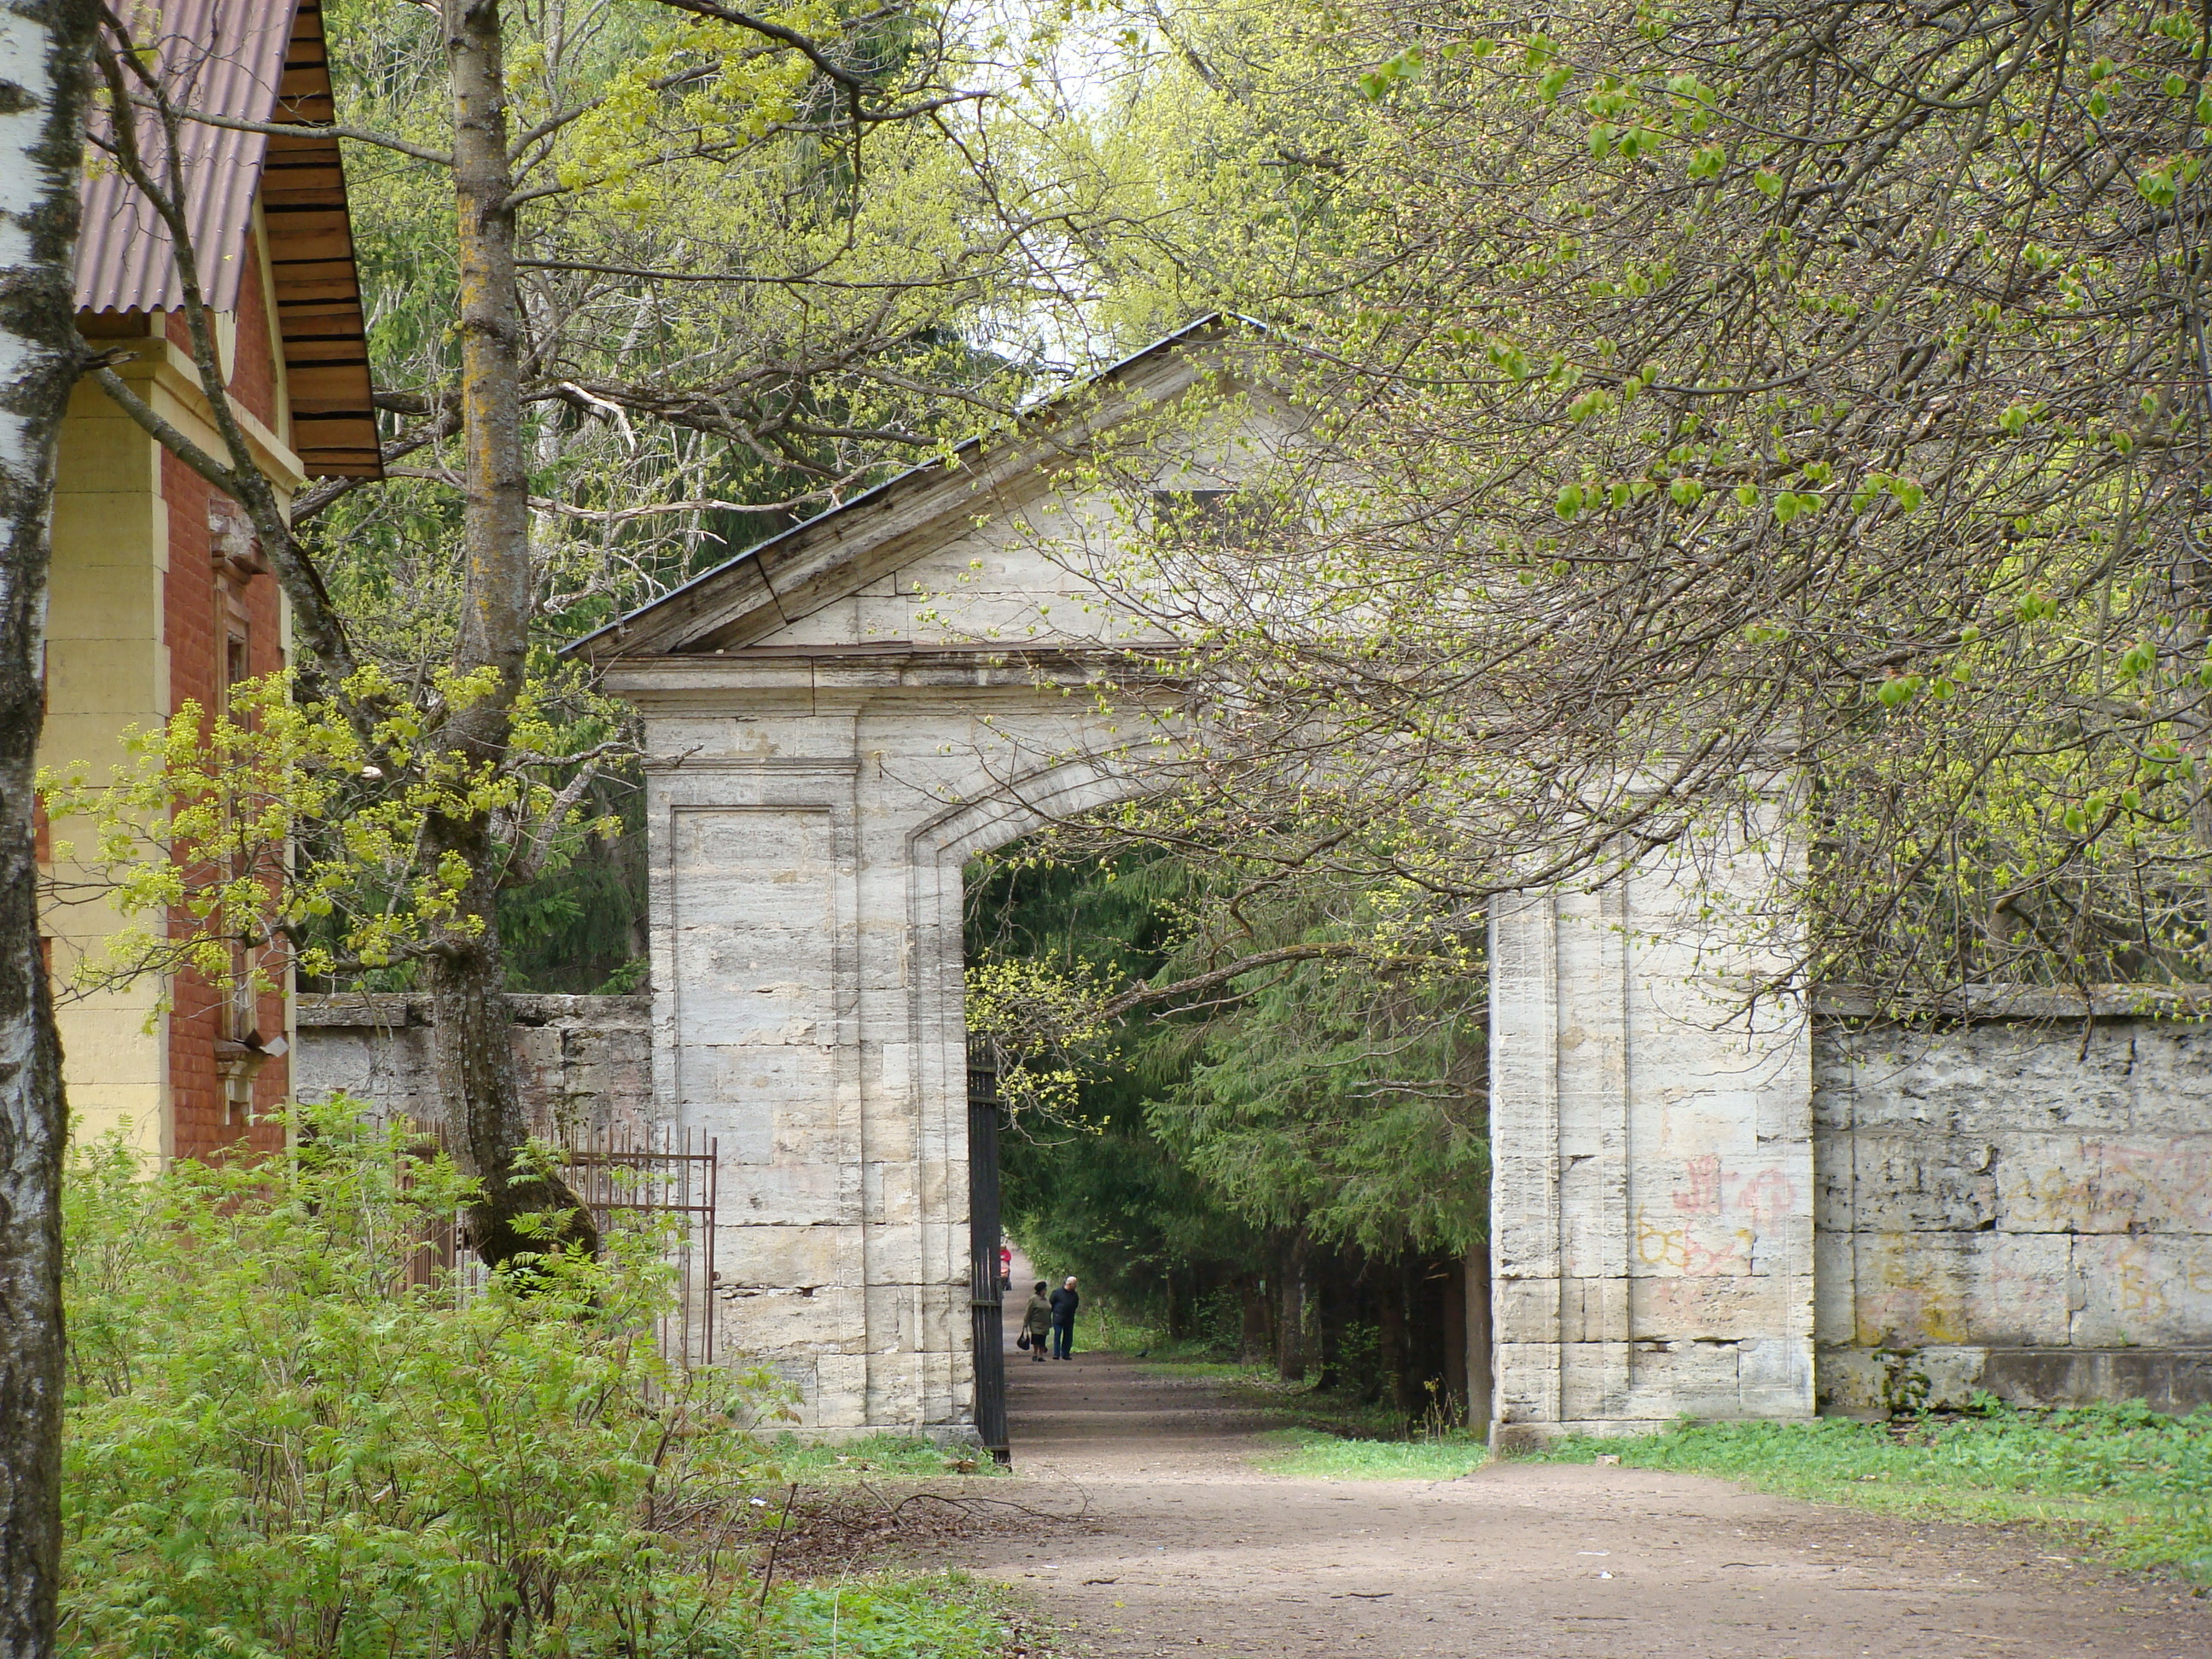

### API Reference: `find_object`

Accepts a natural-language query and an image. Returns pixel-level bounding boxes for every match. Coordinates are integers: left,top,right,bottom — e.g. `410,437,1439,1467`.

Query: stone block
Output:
1846,1230,1976,1348
1813,1230,1856,1345
1491,1156,1560,1277
719,1163,850,1226
1627,1338,1744,1416
1845,1230,2072,1348
2072,1233,2212,1348
1561,1275,1627,1343
813,1353,871,1428
709,1044,836,1121
1981,1346,2212,1413
1994,1134,2201,1234
719,1284,855,1358
1492,1341,1561,1424
1738,1332,1815,1414
1493,1275,1562,1344
1815,1344,1893,1416
1633,1273,1790,1342
2127,1028,2212,1132
1850,1132,2000,1232
1560,1340,1633,1420
714,1222,861,1295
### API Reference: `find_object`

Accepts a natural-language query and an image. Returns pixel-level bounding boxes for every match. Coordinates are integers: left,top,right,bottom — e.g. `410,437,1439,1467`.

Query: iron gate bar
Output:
403,1120,720,1373
967,1039,1010,1464
558,1125,719,1367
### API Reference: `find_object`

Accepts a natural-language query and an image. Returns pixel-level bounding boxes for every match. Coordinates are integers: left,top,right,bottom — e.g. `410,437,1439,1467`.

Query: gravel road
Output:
953,1344,2212,1659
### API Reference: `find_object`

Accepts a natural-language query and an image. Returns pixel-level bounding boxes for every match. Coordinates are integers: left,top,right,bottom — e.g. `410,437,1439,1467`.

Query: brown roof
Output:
76,0,381,478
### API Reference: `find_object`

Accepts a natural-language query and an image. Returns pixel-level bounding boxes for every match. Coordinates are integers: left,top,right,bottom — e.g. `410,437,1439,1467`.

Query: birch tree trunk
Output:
435,0,591,1265
0,6,98,1650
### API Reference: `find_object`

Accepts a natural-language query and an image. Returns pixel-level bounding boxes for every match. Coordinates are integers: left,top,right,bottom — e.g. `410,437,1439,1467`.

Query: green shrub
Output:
59,1106,1010,1659
763,1582,1010,1659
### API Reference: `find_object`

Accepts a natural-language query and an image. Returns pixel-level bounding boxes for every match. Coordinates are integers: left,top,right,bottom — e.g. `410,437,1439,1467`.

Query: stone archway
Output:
579,320,1814,1443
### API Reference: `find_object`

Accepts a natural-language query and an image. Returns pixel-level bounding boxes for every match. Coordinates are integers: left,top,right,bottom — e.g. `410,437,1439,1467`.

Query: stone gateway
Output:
544,321,2212,1441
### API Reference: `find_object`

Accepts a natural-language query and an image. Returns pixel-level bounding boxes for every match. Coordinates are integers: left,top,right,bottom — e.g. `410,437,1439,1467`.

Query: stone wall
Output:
296,988,2212,1417
1814,993,2212,1415
295,993,655,1142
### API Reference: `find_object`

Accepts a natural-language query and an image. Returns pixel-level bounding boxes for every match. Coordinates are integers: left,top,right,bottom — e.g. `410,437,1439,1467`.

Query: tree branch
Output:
122,94,454,166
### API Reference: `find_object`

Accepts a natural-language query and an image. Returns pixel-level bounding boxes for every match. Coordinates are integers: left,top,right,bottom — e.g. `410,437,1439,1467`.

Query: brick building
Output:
44,0,378,1163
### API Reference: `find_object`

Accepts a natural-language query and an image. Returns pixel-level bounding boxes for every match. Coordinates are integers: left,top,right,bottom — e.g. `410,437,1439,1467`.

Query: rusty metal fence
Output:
560,1125,720,1367
402,1121,719,1369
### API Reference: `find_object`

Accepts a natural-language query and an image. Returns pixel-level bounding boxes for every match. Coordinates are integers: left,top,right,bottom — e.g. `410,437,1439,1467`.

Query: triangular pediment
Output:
569,316,1278,662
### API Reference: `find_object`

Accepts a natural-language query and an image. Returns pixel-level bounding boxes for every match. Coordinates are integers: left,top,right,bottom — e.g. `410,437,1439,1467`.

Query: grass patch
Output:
761,1574,1021,1659
761,1433,1011,1481
1530,1400,2212,1583
1254,1428,1491,1481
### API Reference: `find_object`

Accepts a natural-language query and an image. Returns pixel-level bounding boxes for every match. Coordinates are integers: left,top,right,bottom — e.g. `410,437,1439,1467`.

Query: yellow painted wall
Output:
44,367,172,1159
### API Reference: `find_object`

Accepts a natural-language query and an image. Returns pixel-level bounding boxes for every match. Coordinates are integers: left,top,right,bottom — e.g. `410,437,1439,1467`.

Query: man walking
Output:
1049,1276,1080,1360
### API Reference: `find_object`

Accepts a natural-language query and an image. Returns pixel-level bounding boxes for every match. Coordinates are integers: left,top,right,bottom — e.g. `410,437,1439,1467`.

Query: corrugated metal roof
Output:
75,0,298,315
74,1,381,479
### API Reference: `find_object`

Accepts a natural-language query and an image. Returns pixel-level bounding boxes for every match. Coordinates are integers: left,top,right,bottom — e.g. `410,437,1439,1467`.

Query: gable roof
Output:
567,314,1250,662
76,0,381,478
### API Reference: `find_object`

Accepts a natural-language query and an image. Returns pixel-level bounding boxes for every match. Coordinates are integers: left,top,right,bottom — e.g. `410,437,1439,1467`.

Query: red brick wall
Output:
226,224,280,429
160,226,279,430
162,223,291,1165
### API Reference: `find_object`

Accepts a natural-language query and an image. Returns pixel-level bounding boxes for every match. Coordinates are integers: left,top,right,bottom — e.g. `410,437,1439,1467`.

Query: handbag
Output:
1016,1330,1031,1350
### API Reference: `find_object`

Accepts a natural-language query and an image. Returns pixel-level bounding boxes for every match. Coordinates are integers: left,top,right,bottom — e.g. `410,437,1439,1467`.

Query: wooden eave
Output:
263,0,379,478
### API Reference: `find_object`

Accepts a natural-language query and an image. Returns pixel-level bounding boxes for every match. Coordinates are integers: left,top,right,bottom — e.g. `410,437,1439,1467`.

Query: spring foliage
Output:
37,671,623,1009
59,1103,1011,1658
1018,0,2212,1007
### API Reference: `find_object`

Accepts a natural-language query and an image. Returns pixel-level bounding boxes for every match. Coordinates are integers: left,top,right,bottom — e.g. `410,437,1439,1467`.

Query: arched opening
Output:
958,845,1493,1459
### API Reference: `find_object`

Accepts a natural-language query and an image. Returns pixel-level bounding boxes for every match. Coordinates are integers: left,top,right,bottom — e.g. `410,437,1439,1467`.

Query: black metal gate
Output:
966,1039,1010,1463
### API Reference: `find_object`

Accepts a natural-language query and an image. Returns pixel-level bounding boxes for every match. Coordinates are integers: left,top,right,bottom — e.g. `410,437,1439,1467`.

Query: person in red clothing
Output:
998,1243,1012,1292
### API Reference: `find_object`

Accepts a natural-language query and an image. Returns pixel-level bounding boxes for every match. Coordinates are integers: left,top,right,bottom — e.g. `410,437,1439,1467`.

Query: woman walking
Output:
1021,1279,1052,1363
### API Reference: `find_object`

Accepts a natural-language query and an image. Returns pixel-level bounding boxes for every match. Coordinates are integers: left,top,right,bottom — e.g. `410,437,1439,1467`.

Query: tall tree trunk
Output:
1237,1270,1268,1364
1377,1259,1411,1414
436,0,589,1265
1311,1254,1346,1394
0,8,100,1650
1273,1229,1306,1382
1440,1256,1467,1423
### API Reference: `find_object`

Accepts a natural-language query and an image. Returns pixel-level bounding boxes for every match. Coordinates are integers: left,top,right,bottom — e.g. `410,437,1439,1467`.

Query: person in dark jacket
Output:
1020,1280,1052,1362
1048,1277,1080,1360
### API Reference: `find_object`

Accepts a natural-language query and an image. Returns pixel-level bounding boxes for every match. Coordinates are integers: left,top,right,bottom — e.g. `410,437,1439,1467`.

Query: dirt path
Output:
952,1345,2211,1659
